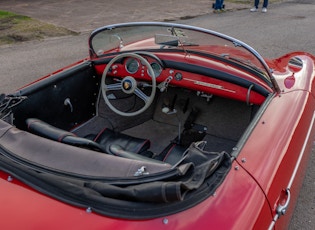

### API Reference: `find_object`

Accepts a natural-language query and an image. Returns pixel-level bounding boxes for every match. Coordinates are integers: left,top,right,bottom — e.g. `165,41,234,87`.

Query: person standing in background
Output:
213,0,225,13
250,0,268,13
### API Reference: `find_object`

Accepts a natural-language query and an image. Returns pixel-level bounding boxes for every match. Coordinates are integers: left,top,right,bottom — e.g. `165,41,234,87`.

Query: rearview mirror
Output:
155,34,179,46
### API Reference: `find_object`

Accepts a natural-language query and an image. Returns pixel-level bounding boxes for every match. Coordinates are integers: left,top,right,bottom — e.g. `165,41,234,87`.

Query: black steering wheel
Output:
101,53,156,116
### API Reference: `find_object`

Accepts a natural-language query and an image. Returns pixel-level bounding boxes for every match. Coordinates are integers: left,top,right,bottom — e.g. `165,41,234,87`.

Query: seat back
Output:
26,118,152,160
26,118,105,152
26,118,75,141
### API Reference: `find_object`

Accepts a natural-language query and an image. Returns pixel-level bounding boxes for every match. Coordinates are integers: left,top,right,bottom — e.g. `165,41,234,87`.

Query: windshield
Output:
89,22,272,84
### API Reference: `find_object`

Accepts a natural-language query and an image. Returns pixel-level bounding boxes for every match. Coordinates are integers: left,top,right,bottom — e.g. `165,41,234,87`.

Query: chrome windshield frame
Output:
89,22,279,92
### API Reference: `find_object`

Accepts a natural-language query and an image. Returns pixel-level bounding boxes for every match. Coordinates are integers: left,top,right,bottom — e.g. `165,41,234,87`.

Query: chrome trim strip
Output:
183,78,236,93
287,111,315,189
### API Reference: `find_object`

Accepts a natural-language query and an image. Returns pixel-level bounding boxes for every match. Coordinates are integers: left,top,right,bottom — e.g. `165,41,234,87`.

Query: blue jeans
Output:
254,0,268,8
214,0,224,10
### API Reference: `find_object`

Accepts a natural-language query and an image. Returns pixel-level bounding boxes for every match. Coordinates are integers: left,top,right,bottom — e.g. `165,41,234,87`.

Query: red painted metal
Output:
238,53,315,229
0,161,271,229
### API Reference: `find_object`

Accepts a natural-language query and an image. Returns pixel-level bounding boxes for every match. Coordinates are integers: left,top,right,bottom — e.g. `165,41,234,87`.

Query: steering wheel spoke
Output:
103,82,122,91
134,87,150,102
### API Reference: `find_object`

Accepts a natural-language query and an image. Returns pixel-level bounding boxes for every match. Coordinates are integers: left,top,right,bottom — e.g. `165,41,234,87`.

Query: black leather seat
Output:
93,128,150,155
26,118,105,152
26,118,153,162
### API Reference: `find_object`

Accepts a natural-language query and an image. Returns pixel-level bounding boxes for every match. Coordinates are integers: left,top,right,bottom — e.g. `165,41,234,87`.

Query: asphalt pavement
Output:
0,0,314,229
0,0,247,33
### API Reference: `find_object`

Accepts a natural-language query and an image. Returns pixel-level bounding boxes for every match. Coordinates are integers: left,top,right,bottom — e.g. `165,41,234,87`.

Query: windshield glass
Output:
89,22,272,83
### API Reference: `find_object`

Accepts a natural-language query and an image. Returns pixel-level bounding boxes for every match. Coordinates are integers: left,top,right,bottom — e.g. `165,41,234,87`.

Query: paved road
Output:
0,0,243,33
0,0,314,229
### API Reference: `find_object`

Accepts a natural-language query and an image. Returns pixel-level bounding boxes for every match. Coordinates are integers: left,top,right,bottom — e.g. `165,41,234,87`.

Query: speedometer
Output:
125,58,139,74
148,62,162,77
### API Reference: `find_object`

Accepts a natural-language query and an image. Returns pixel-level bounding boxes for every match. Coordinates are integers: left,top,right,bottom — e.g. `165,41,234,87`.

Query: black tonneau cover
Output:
0,119,231,219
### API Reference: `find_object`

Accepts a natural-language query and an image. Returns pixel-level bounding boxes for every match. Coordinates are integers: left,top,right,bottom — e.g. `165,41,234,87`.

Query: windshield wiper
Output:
221,53,267,77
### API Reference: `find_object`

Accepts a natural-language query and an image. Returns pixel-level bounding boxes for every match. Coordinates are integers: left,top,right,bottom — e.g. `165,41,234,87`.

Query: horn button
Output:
121,76,137,94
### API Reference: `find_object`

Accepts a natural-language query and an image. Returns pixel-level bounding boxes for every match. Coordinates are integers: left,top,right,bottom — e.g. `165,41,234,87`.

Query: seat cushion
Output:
94,128,150,154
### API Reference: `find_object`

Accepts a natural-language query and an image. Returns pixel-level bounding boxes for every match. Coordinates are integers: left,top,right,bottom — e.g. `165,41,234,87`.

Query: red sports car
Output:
0,22,314,229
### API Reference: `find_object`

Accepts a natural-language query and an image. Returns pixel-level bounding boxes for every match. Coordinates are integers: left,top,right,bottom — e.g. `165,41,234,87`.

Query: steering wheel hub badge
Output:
122,76,136,93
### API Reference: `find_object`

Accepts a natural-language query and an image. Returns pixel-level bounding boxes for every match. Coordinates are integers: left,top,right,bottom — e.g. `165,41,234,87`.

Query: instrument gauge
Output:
125,58,139,74
148,62,162,78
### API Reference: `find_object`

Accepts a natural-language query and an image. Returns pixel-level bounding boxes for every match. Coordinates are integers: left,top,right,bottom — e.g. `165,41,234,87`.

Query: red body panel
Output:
0,161,271,230
238,54,315,229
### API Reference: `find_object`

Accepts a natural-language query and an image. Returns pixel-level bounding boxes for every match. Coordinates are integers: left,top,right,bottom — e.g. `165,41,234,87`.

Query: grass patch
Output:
0,10,77,46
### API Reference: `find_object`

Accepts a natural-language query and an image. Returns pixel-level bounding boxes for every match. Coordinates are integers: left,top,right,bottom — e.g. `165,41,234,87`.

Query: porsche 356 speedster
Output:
0,22,314,229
